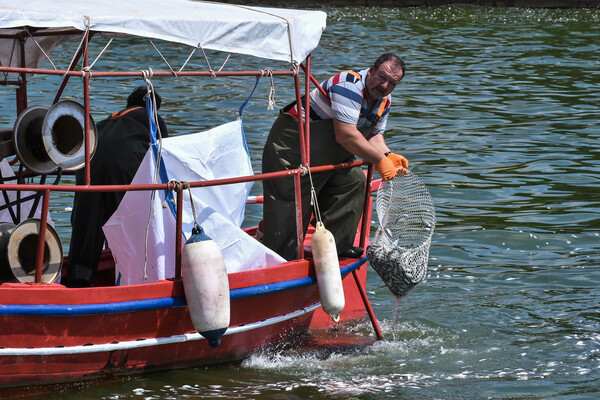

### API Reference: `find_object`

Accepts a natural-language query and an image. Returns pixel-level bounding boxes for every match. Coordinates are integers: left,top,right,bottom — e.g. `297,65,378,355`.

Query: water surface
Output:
1,5,599,400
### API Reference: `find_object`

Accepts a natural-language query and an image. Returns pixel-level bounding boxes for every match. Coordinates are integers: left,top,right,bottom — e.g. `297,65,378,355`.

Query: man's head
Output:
127,86,162,110
365,53,405,101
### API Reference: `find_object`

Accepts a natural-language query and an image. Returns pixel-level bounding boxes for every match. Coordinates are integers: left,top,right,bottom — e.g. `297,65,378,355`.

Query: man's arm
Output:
367,133,391,155
333,119,386,164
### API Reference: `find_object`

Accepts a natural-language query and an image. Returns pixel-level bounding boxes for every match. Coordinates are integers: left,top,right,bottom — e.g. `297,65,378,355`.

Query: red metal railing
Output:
0,52,375,285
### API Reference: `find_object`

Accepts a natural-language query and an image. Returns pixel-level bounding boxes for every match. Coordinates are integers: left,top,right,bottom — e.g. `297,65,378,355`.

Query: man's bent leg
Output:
261,111,312,261
317,166,366,254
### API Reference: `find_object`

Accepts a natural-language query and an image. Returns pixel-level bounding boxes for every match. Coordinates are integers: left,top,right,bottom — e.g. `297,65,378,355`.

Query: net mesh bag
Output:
367,171,435,298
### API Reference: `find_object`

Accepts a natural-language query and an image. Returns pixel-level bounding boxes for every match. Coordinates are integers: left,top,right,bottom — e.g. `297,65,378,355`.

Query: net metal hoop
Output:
367,171,435,297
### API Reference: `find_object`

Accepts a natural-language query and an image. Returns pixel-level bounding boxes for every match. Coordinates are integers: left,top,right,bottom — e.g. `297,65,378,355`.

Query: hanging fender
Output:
311,221,345,322
181,225,230,348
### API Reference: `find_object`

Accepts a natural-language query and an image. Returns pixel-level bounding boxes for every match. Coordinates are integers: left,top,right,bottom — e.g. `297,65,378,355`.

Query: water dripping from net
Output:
391,295,402,340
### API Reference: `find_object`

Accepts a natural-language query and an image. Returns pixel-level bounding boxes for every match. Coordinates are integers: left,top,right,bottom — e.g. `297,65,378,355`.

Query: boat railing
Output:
0,55,376,285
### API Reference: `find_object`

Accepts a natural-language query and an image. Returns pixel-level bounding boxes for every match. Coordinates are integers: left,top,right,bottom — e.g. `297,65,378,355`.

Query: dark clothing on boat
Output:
66,105,167,286
261,109,366,261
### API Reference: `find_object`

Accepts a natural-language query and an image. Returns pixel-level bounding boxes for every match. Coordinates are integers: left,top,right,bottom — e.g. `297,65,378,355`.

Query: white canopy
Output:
0,0,327,66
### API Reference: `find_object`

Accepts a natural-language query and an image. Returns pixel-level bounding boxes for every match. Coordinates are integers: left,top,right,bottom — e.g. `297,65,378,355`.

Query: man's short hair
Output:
373,53,406,79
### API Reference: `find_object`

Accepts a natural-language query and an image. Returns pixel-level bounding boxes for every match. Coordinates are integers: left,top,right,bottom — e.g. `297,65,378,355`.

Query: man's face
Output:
365,61,403,100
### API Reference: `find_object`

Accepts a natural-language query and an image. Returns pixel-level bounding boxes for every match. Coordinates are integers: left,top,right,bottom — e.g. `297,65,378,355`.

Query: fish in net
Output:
367,171,435,298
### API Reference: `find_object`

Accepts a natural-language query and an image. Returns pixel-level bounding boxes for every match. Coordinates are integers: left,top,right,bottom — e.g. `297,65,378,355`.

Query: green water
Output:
1,5,599,400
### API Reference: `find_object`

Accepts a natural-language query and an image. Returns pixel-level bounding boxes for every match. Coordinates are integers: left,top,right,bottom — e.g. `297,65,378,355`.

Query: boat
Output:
0,0,385,393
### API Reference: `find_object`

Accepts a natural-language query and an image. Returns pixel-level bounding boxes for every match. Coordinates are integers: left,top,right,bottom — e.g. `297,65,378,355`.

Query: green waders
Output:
262,109,366,261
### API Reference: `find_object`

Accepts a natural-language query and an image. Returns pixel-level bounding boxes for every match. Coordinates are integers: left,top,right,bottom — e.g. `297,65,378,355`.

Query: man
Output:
65,86,168,287
262,53,409,261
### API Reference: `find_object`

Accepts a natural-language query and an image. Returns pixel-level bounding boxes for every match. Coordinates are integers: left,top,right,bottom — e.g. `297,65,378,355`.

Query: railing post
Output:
294,173,304,260
175,183,184,279
359,165,374,249
34,189,51,283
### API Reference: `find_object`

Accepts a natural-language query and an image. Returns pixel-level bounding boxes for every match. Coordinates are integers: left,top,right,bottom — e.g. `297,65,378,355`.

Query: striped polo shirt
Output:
305,68,391,136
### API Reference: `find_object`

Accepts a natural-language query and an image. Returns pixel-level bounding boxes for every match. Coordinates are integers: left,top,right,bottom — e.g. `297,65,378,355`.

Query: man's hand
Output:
375,156,397,181
386,152,409,173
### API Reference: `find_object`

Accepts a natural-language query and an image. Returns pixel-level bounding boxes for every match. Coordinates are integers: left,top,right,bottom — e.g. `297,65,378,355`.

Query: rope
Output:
26,30,58,71
261,69,276,110
305,165,322,225
232,4,296,66
88,38,113,70
65,24,91,76
149,39,177,76
218,54,231,72
179,48,197,72
199,46,216,77
183,181,201,231
81,67,91,80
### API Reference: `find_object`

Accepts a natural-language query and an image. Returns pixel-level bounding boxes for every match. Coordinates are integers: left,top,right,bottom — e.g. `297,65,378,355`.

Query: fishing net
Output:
367,171,435,298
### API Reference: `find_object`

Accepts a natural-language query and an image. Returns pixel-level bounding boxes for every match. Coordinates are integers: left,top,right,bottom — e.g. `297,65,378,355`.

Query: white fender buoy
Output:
181,225,230,348
311,221,345,322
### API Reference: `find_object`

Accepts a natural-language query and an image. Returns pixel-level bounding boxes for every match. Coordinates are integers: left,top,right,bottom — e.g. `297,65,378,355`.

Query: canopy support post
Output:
82,30,92,186
16,34,28,115
293,68,307,259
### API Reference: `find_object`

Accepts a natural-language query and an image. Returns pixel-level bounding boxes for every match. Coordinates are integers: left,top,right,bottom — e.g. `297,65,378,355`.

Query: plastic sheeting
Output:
103,119,285,286
0,0,326,66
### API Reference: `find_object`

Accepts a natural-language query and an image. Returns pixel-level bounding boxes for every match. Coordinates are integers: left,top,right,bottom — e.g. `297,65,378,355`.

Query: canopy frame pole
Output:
293,65,307,259
16,33,28,115
303,56,311,167
53,35,89,105
82,30,91,186
293,71,307,166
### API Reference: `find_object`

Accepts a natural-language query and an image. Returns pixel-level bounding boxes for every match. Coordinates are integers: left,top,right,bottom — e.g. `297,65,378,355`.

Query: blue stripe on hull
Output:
0,258,367,316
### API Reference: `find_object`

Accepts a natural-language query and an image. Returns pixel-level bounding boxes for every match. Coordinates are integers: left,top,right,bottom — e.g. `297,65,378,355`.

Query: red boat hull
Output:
0,257,368,389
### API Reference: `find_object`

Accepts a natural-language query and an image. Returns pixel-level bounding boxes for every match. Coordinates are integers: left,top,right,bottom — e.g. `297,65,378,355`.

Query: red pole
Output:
53,36,88,105
304,56,311,166
352,270,384,340
293,66,307,259
294,173,304,260
359,165,374,249
83,30,91,186
293,73,307,166
175,184,183,279
357,165,384,339
34,190,51,283
299,63,328,101
16,36,28,115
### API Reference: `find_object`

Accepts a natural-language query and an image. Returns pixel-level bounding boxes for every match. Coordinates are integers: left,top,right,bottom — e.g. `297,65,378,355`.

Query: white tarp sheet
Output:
0,0,326,66
103,119,285,286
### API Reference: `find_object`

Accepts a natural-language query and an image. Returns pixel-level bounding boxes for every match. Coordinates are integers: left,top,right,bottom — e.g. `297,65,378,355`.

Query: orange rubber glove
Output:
387,152,409,170
375,156,397,181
